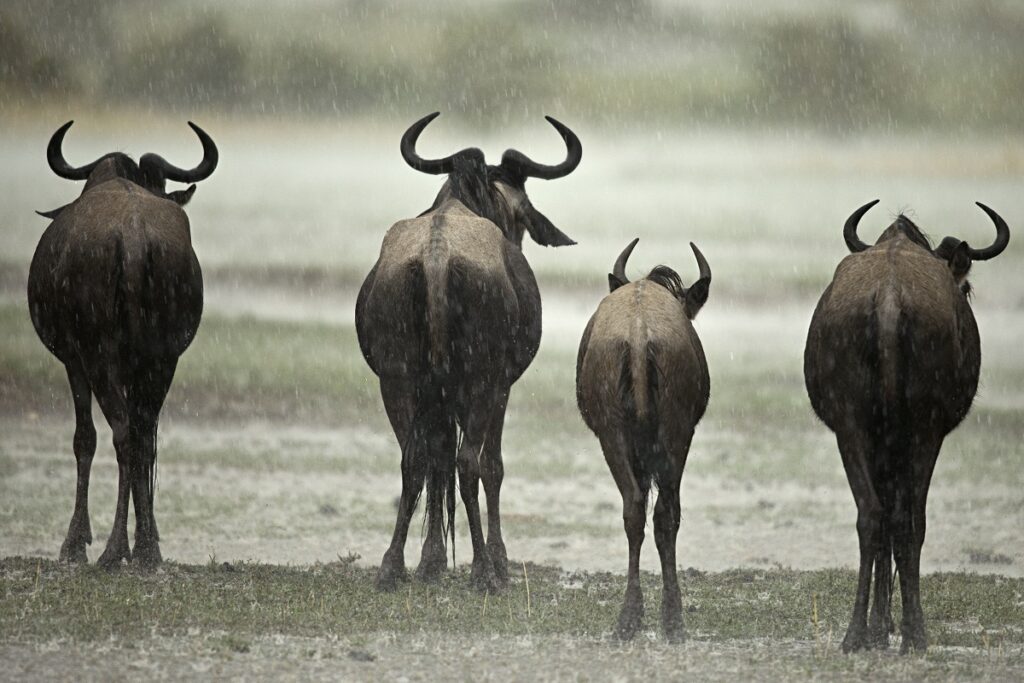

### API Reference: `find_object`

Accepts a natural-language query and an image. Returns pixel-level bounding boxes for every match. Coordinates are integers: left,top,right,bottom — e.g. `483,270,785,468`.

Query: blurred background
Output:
4,0,1024,132
1,0,1022,574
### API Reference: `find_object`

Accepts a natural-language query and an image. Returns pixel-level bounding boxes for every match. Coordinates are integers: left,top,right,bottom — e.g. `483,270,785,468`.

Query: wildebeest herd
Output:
26,115,1011,654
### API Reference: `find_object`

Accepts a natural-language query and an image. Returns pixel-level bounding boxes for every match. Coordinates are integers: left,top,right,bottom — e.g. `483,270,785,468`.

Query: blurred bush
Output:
750,17,915,133
2,0,1023,134
103,15,247,110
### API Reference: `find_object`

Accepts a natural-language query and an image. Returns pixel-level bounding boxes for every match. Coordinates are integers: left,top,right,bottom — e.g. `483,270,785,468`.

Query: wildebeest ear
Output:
167,184,197,206
522,201,576,247
685,280,709,318
608,273,626,292
946,239,972,282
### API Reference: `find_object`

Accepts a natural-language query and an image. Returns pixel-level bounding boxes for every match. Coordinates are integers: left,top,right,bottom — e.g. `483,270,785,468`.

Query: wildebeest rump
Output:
356,113,581,591
576,238,711,641
804,200,1010,652
28,121,218,569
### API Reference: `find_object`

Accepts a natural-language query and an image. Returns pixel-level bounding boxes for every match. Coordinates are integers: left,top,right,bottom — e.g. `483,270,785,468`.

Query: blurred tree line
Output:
2,0,1023,134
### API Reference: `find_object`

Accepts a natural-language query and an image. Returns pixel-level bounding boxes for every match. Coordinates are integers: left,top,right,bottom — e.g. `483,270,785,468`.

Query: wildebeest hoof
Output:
663,623,687,644
97,544,131,571
899,629,927,655
486,540,509,582
841,625,867,653
415,554,447,583
59,538,89,564
866,624,890,650
376,556,408,592
614,605,644,641
662,612,686,643
132,541,163,570
469,560,502,593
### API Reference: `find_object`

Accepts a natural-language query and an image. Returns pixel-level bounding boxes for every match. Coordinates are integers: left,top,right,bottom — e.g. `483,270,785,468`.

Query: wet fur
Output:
805,215,982,653
577,274,709,642
28,159,204,570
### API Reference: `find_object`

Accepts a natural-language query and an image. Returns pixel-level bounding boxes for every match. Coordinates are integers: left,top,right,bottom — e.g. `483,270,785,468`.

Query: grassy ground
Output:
2,558,1024,680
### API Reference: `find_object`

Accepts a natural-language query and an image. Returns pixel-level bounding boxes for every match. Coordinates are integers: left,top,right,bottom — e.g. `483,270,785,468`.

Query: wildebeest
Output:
804,200,1010,653
28,121,217,569
576,238,711,641
356,113,581,591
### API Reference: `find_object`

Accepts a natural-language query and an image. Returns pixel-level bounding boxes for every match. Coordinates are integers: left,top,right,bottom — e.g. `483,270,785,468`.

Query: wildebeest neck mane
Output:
647,265,686,300
882,214,933,251
420,159,514,236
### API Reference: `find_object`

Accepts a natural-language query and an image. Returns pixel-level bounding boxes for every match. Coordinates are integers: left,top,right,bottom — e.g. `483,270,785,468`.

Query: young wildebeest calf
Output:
357,113,581,591
805,200,1010,653
576,238,711,641
28,121,217,568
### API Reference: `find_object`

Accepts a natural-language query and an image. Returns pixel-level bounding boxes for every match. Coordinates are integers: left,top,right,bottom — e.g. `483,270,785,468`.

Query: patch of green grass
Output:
2,558,1022,651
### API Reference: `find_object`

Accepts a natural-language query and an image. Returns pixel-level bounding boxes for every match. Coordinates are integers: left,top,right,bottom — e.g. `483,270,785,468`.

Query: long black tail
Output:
618,342,667,496
870,291,912,604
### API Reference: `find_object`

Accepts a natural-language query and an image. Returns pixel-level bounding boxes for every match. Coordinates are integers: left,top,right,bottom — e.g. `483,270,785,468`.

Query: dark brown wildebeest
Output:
28,121,217,569
576,238,711,641
356,113,581,591
805,200,1010,653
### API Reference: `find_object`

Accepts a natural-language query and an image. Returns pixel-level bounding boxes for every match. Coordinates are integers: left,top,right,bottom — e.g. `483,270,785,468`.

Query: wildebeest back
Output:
28,178,203,365
578,280,709,439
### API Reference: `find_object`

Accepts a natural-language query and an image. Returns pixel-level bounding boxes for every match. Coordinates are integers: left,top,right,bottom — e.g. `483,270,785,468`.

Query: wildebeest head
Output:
400,112,581,248
39,120,219,218
607,238,712,319
843,199,1010,292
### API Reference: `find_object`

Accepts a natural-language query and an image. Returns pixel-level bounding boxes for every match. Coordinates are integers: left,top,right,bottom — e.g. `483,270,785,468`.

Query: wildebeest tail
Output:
871,288,910,598
424,216,450,370
618,341,667,494
404,381,458,563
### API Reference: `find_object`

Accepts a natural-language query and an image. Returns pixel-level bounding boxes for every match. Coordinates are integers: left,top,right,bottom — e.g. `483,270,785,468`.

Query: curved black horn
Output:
844,199,879,253
143,122,219,183
613,238,639,284
400,112,458,175
690,242,711,284
500,116,582,181
47,121,102,180
970,202,1011,261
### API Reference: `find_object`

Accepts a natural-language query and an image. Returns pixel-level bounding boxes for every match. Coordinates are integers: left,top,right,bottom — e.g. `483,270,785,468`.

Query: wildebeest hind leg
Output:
90,371,133,570
456,395,501,593
59,360,97,564
896,434,941,654
480,388,510,584
837,429,882,653
654,443,687,643
129,359,176,570
601,431,648,640
377,379,423,590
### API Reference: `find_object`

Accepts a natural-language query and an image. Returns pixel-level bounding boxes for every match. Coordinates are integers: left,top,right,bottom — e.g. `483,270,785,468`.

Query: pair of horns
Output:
400,112,582,180
613,237,711,285
47,121,219,183
845,199,1010,261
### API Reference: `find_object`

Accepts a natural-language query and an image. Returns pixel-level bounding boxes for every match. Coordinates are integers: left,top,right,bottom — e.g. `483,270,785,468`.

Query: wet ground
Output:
2,115,1024,678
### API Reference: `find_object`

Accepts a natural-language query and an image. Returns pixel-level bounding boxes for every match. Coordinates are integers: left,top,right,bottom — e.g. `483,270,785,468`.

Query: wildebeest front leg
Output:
59,361,97,564
480,388,510,584
377,379,423,591
601,432,647,640
654,447,687,643
837,429,882,653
